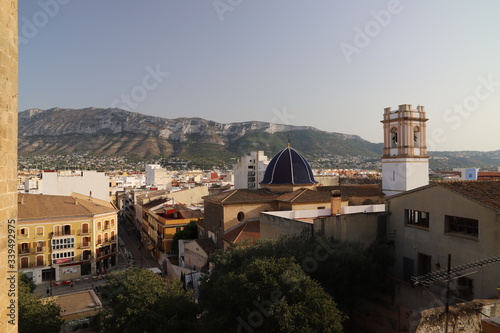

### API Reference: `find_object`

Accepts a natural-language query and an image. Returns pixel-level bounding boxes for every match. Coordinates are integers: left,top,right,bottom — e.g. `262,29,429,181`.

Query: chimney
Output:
331,190,341,215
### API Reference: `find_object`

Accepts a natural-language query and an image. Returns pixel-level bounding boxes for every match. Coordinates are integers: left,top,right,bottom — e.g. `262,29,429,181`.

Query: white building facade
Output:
233,151,269,189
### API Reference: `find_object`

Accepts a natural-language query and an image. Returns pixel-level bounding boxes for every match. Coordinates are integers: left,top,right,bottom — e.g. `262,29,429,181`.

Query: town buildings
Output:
233,151,269,189
17,193,118,284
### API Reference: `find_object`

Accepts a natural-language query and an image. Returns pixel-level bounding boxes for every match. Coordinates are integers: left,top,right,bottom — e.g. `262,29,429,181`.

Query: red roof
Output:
222,220,260,244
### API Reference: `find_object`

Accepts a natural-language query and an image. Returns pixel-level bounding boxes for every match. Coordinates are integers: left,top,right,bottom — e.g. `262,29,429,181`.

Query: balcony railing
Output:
34,246,45,253
78,243,91,249
19,248,30,254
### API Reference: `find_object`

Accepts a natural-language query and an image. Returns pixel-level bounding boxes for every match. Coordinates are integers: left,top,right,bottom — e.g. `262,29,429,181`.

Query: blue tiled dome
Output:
260,147,317,185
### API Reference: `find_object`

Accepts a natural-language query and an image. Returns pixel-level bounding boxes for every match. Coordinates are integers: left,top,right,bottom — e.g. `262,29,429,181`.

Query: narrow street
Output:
118,219,161,270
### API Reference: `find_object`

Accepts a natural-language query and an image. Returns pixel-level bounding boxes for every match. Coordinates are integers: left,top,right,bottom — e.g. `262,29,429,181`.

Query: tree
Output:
171,220,199,253
200,257,345,333
99,267,198,332
19,274,64,333
207,233,394,313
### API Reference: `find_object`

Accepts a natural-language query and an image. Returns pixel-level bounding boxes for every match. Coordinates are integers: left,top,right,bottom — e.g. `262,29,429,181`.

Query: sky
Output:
18,1,500,151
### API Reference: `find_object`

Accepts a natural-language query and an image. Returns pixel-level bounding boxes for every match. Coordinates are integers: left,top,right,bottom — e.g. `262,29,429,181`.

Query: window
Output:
19,243,30,254
237,211,245,222
35,226,44,237
445,215,478,237
36,255,44,267
97,221,102,230
97,234,102,245
111,218,115,227
64,225,71,235
413,127,421,147
53,225,62,236
405,209,430,228
111,231,115,241
35,241,44,253
104,233,109,243
19,228,29,237
51,237,75,250
390,127,398,148
82,236,90,247
20,257,29,269
81,223,89,234
104,220,110,230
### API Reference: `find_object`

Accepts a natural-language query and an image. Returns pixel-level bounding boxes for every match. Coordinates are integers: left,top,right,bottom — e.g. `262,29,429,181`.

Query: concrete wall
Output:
260,214,313,239
42,170,110,202
313,212,382,247
388,185,500,299
169,186,208,205
0,0,18,330
183,240,209,271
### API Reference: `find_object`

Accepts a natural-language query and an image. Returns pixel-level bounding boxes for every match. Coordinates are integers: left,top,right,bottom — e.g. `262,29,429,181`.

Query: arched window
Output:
20,257,29,269
104,220,109,230
53,225,62,236
36,255,44,266
390,127,398,148
97,234,102,245
97,221,102,230
104,233,109,243
35,226,44,237
81,223,89,234
413,127,421,147
111,231,115,241
111,218,115,227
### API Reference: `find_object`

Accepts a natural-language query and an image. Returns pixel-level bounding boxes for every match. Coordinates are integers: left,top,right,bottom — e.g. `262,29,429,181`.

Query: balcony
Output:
19,248,30,255
78,229,91,236
79,243,91,249
34,246,45,253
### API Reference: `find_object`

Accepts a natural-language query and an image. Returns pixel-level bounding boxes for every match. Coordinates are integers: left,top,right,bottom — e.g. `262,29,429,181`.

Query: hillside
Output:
18,107,382,165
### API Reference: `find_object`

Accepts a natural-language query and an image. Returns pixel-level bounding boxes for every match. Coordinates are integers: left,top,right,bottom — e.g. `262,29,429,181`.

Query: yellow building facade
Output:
18,193,118,284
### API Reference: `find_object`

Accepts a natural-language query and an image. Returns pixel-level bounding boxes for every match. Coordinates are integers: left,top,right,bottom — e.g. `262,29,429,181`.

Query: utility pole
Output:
444,254,451,333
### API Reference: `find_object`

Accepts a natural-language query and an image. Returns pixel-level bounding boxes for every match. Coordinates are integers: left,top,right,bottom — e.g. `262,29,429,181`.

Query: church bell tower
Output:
381,104,429,196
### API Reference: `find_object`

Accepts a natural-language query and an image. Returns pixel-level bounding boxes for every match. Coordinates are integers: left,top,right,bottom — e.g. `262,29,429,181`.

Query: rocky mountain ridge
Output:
18,107,379,162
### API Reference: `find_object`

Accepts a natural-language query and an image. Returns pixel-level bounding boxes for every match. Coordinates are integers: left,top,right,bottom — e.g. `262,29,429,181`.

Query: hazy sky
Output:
18,1,500,151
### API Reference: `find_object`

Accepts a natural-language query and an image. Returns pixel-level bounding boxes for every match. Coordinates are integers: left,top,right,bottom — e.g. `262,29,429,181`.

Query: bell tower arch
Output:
381,104,429,196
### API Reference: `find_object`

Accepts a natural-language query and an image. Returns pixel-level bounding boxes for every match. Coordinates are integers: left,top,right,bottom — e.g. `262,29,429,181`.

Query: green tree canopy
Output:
19,274,64,333
207,233,394,312
200,256,345,333
99,267,198,332
171,220,199,253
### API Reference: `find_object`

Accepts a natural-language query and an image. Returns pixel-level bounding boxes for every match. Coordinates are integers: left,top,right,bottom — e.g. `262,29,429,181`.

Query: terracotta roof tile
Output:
437,180,500,211
222,220,260,244
317,184,384,198
203,189,278,204
18,193,116,220
277,188,330,203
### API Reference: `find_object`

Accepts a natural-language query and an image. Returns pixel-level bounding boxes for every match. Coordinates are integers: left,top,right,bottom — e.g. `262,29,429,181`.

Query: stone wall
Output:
0,0,18,331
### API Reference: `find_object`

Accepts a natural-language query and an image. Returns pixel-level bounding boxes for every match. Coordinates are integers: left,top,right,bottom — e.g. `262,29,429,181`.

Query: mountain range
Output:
18,107,500,170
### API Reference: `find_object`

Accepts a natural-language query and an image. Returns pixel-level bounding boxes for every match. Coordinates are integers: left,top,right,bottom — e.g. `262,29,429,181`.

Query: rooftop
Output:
18,193,116,221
